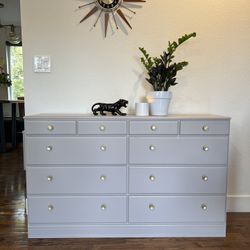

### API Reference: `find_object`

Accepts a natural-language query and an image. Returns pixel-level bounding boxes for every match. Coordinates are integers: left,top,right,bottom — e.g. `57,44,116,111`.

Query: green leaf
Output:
139,32,196,91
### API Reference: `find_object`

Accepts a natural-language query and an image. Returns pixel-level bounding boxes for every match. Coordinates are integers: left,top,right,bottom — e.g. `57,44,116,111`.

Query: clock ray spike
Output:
111,10,119,29
123,0,146,2
78,1,96,9
93,10,103,27
80,6,98,23
121,4,136,14
117,9,132,29
105,13,110,37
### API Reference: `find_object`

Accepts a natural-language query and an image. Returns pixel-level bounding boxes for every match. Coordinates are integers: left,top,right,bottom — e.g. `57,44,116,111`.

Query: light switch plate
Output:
33,55,51,73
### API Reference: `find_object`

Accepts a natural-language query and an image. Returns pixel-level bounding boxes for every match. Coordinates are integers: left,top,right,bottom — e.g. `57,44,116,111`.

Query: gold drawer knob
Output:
48,204,54,211
149,145,156,151
47,125,54,131
47,176,53,182
100,145,107,151
202,125,209,132
99,125,106,132
149,204,155,211
201,204,208,210
100,175,106,181
46,145,53,151
149,175,156,181
203,145,209,152
151,125,157,131
101,204,107,210
202,175,208,182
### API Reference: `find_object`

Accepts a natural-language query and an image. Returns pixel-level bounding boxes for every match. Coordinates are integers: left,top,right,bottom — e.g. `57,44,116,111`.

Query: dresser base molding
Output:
28,224,226,238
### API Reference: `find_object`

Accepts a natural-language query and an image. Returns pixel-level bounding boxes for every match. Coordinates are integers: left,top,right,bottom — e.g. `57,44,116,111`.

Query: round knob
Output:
46,145,53,151
149,204,155,211
202,175,208,182
100,204,107,210
151,125,157,131
48,204,54,211
100,175,106,181
47,176,53,182
47,125,54,131
149,145,156,151
203,145,209,152
99,125,106,132
202,125,209,132
149,175,156,181
100,145,107,151
201,204,208,210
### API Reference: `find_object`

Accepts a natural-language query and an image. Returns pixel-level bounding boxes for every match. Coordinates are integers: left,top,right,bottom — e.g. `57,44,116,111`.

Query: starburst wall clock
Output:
78,0,146,37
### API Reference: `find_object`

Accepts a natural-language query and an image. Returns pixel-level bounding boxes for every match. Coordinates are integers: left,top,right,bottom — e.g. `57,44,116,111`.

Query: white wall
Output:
0,0,21,25
20,0,250,211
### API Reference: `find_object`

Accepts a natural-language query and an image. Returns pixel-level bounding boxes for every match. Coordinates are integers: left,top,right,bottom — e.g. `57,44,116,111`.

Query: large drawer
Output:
26,137,126,165
130,121,178,135
27,167,126,194
180,120,230,135
25,121,76,135
129,137,228,165
129,196,226,223
78,121,126,135
28,196,126,223
129,167,227,194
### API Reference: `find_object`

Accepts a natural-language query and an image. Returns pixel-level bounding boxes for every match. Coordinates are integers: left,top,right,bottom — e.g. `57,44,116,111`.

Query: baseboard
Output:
227,195,250,212
28,224,226,238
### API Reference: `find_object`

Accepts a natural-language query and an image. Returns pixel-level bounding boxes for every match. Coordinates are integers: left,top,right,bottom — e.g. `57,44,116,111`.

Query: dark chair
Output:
3,98,24,145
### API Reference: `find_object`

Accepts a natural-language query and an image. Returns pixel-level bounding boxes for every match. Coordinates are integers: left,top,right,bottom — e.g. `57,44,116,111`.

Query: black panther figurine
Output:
91,99,128,116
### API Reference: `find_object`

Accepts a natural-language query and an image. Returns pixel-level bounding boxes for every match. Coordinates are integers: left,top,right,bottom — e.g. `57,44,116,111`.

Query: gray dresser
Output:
24,114,230,238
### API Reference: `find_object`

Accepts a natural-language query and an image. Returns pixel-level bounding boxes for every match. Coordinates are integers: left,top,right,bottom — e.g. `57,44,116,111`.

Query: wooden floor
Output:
0,145,250,250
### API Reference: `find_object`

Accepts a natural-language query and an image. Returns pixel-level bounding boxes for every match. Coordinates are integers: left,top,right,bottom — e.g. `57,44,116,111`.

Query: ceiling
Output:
0,0,21,26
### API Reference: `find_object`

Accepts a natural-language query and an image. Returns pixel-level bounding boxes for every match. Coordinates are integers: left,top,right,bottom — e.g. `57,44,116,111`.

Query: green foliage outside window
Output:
10,46,24,99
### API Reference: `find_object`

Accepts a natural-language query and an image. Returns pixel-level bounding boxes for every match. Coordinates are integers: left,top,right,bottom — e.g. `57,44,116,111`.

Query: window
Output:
6,43,24,99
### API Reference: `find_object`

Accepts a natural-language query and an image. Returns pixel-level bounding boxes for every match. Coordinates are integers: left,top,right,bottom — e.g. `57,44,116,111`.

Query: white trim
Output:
28,224,226,238
227,195,250,212
5,44,12,99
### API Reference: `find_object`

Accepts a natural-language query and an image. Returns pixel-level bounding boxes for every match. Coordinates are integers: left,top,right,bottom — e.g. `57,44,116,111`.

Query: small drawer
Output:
129,167,227,194
26,167,127,194
26,137,127,165
130,121,178,135
78,121,126,134
129,136,228,165
28,196,126,223
129,196,225,223
25,120,76,135
180,120,230,135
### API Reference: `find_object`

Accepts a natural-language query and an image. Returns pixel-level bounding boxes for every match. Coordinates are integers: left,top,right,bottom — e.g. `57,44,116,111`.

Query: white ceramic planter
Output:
147,91,172,116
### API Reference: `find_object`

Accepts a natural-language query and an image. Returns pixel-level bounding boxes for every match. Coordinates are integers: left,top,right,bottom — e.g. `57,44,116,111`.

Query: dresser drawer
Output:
78,121,126,135
180,120,230,135
130,121,178,135
129,137,228,165
129,167,227,194
129,196,225,223
28,196,126,224
25,121,76,135
26,137,126,165
26,167,126,194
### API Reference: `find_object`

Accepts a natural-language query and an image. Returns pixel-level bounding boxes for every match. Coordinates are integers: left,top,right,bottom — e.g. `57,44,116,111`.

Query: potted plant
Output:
0,66,11,87
0,65,12,99
139,32,196,115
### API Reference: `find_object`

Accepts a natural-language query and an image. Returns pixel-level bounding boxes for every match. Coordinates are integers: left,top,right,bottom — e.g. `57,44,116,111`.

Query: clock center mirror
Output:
101,0,115,4
97,0,121,10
